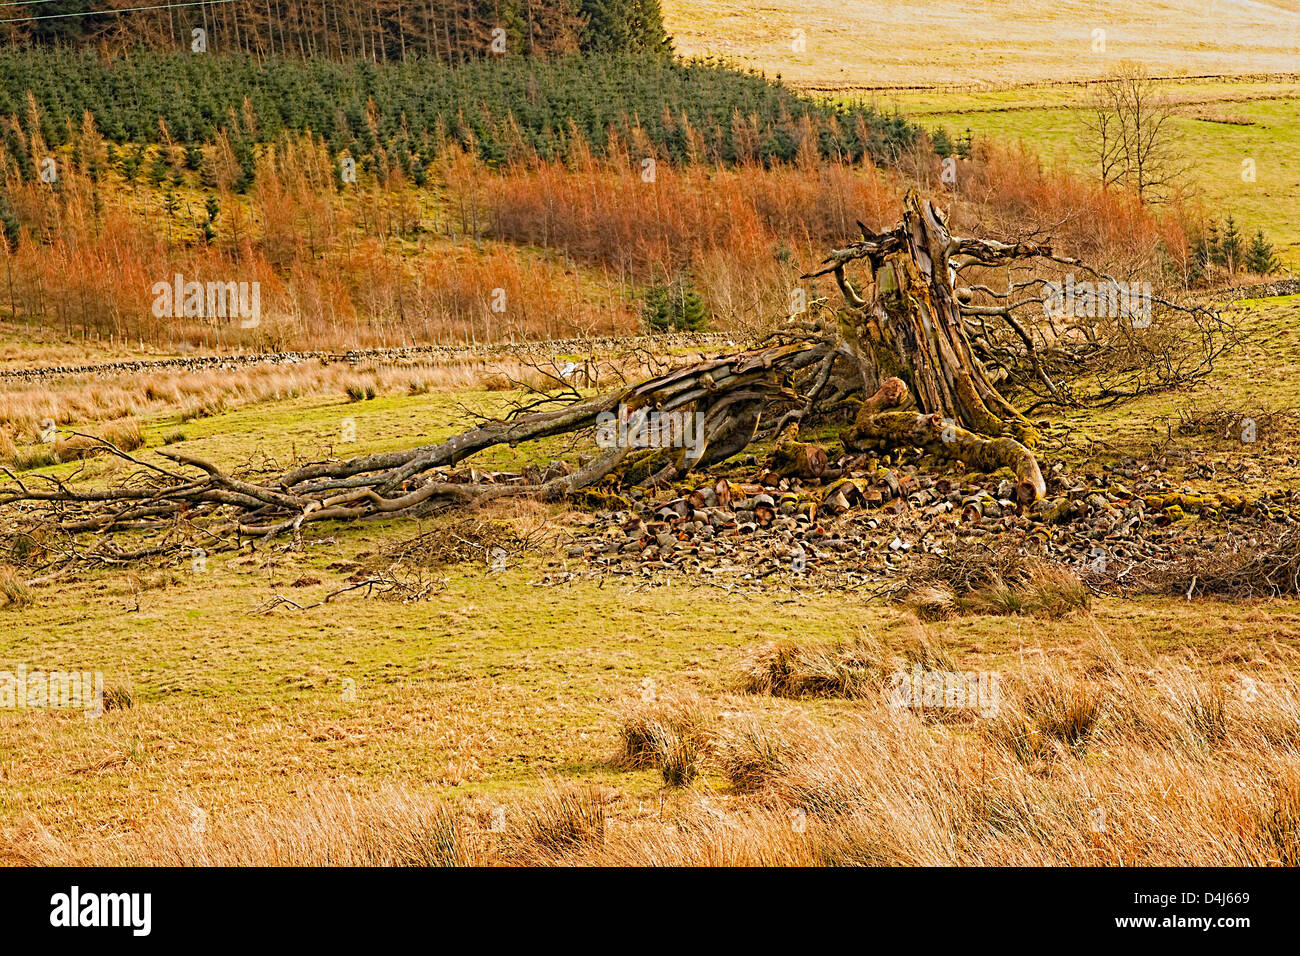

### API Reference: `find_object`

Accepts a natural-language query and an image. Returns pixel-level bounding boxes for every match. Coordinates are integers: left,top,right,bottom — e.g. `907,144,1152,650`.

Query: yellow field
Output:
664,0,1300,89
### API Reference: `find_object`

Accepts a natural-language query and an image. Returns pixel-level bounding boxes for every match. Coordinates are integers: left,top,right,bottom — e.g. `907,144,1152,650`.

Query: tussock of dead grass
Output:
906,585,957,621
102,681,135,713
0,567,35,609
895,626,960,673
989,665,1107,764
961,565,1092,618
740,634,888,699
715,714,800,793
1168,668,1230,747
8,445,57,471
740,628,963,703
53,418,144,462
614,689,711,786
503,783,608,859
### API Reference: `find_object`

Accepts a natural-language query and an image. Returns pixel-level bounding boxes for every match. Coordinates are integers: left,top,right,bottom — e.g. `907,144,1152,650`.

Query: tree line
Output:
0,0,672,62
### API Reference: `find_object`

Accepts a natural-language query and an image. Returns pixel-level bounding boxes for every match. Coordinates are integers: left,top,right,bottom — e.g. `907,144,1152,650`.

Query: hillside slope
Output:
664,0,1300,89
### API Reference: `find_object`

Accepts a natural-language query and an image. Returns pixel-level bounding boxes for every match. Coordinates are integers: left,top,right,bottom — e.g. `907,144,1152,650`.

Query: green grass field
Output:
4,295,1300,858
886,78,1300,266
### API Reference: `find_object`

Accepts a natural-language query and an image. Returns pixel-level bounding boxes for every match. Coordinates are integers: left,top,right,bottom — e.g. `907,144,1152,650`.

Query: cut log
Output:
766,423,829,479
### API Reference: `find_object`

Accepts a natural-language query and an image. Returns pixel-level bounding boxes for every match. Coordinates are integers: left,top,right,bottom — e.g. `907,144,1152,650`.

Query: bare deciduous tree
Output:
1082,67,1186,203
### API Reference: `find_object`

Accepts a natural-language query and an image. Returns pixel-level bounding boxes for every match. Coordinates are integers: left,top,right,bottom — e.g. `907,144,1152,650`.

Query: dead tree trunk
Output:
809,190,1048,499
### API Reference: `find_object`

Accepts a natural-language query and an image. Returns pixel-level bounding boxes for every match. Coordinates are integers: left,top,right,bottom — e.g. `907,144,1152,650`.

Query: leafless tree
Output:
1082,66,1186,203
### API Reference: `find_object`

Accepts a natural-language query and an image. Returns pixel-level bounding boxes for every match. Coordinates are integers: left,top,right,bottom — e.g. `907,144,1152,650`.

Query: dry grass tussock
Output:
0,566,35,609
739,628,956,699
613,688,712,786
498,783,610,862
12,639,1300,866
50,419,145,463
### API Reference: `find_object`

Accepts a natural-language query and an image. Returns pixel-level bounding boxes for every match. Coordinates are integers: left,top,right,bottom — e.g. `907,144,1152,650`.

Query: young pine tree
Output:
643,276,708,332
931,126,954,158
952,128,974,160
580,0,673,56
202,196,220,244
0,191,19,246
1206,220,1225,269
1220,216,1244,274
1246,230,1280,276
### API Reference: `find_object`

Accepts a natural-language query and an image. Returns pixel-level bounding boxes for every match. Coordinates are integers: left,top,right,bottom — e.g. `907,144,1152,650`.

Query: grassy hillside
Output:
895,77,1300,267
664,0,1300,89
4,5,1300,869
660,2,1300,267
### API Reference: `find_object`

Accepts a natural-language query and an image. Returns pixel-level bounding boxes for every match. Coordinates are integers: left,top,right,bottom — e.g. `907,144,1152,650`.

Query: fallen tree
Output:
0,339,831,540
0,190,1228,555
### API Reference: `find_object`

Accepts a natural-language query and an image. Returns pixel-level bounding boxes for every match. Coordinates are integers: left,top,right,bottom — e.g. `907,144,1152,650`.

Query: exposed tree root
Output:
841,378,1046,501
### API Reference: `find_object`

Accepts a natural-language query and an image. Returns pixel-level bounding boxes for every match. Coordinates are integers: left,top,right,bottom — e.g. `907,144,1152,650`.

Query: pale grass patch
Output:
501,782,610,860
739,632,889,699
0,352,662,453
4,786,476,867
714,711,805,793
0,566,35,609
10,644,1300,866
